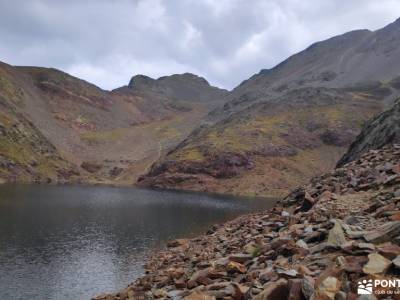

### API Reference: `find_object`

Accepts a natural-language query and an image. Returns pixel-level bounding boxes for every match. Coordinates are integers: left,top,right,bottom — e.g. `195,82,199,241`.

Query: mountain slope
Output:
139,18,400,197
216,18,400,119
0,62,80,183
0,62,228,184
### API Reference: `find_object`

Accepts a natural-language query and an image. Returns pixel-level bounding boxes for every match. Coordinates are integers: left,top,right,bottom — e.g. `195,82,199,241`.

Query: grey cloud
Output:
0,0,399,90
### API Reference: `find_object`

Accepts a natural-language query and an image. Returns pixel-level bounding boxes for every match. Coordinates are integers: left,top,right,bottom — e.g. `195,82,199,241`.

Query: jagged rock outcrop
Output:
338,99,400,166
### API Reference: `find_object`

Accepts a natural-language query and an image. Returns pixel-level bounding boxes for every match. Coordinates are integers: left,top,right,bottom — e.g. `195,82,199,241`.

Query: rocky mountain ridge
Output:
221,17,400,118
0,61,228,184
139,18,400,197
2,18,400,194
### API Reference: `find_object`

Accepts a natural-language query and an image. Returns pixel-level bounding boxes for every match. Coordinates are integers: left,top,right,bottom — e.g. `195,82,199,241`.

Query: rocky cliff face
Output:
96,144,400,299
138,18,400,197
0,62,228,184
338,99,400,166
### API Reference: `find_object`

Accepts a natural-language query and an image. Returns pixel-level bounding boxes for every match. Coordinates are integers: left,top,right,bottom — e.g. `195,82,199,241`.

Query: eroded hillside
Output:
0,62,228,184
139,18,400,197
0,62,80,182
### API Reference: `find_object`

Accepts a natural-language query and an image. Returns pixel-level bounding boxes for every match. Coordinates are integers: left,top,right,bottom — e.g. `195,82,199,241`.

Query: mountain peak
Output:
128,74,156,87
158,73,210,86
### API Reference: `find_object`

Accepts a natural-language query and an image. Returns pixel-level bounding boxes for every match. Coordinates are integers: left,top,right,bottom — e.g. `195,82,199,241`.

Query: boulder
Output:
185,291,216,300
302,276,315,299
327,220,346,248
314,276,341,300
377,242,400,260
340,256,368,273
226,261,247,274
288,279,305,300
364,221,400,244
253,279,288,300
187,269,212,288
362,253,392,274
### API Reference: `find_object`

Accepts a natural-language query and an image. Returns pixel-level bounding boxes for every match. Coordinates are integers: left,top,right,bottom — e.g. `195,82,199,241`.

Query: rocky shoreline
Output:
95,144,400,300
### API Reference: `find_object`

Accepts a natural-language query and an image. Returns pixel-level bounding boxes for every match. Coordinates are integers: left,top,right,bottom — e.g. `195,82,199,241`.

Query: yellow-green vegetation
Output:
152,98,382,199
76,115,90,124
0,69,24,105
173,103,375,162
20,67,106,101
81,128,128,143
0,136,32,164
155,124,181,140
0,104,74,182
176,148,205,162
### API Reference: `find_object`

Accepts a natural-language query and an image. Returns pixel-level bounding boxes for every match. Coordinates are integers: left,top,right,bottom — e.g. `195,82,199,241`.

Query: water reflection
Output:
0,184,276,300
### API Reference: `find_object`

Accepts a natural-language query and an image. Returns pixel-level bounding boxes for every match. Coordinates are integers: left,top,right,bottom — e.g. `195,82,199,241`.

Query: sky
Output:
0,0,400,91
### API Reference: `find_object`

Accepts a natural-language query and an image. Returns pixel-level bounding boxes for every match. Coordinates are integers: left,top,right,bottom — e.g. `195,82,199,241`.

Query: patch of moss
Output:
0,137,32,164
156,125,180,139
0,70,24,105
177,148,205,162
81,128,126,143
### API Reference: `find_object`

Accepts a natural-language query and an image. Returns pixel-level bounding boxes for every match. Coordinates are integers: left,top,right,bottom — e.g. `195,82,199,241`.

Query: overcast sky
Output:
0,0,399,90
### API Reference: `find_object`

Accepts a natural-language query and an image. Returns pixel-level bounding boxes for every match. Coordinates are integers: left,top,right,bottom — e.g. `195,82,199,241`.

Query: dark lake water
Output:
0,184,276,300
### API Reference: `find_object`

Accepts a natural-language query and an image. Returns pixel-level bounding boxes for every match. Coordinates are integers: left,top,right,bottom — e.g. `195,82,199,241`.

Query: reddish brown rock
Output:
253,279,288,300
185,291,216,300
364,222,400,244
340,256,368,273
377,242,400,260
288,279,305,300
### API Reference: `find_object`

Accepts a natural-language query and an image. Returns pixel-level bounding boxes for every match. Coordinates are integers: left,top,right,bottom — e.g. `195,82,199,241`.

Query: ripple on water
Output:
0,184,276,300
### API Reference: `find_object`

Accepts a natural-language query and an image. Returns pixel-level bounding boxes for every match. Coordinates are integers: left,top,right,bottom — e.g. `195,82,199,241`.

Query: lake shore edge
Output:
94,144,400,300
